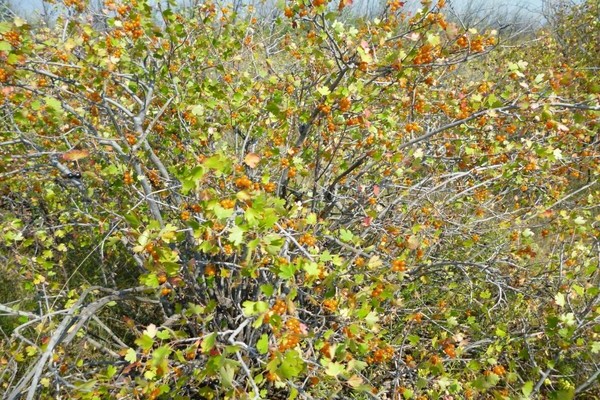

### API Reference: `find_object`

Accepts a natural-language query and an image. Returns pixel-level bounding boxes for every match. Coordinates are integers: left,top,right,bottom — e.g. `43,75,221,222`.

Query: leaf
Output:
13,17,26,27
279,350,305,379
257,334,269,355
151,345,172,368
134,334,154,351
364,311,379,327
367,256,382,269
372,184,380,196
259,284,273,297
244,152,261,168
228,225,245,246
303,261,319,276
521,228,535,238
522,381,533,397
143,324,158,338
413,148,424,159
106,365,117,378
0,41,11,51
44,97,63,112
204,153,230,174
406,235,420,250
338,0,353,11
278,263,296,279
324,361,345,377
339,229,353,242
141,273,159,288
242,301,269,316
317,86,331,96
555,293,565,307
219,363,236,388
426,33,440,46
201,333,217,353
551,389,575,400
344,374,362,388
156,329,171,340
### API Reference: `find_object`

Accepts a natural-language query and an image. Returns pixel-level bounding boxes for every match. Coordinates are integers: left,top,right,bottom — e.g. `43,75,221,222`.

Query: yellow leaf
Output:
62,149,89,161
347,374,363,388
406,235,420,250
244,152,261,168
367,256,382,269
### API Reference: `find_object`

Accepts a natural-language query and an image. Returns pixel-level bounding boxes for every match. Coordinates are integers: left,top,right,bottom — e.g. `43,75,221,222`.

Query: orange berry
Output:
391,259,406,272
204,264,217,277
323,298,338,312
492,365,506,376
338,97,351,112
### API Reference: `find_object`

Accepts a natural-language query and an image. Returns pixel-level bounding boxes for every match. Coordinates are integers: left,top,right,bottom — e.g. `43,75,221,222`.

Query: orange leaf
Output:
62,149,89,161
244,152,261,168
338,0,352,11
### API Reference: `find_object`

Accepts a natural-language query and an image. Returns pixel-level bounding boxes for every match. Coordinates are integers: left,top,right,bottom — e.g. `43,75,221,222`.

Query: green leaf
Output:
550,389,575,400
228,225,245,246
266,100,282,116
522,381,533,397
279,350,305,379
106,364,117,378
316,86,331,96
124,348,137,363
151,345,172,367
278,262,296,279
213,204,234,219
407,335,420,346
303,261,319,276
124,213,141,228
204,153,231,174
135,334,154,351
364,311,379,327
339,229,353,242
44,97,63,112
156,329,171,340
201,333,217,353
141,273,160,288
324,361,346,377
257,334,269,355
219,363,236,388
242,300,269,316
260,284,274,297
0,41,11,51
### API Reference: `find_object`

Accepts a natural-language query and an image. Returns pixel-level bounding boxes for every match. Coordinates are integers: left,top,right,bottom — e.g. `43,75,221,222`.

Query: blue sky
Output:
6,0,550,24
8,0,548,13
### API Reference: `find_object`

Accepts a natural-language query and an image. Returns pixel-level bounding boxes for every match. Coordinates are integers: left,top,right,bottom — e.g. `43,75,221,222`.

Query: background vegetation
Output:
0,0,598,398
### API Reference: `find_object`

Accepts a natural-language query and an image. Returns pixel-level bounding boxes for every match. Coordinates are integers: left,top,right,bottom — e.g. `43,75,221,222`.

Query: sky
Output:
7,0,549,13
0,0,564,30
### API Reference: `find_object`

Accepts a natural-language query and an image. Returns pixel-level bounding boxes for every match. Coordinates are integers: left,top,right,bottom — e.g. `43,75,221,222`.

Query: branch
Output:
396,104,518,152
0,304,38,319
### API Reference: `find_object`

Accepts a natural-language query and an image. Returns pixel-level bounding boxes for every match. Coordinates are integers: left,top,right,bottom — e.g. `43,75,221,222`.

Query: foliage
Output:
1,0,599,399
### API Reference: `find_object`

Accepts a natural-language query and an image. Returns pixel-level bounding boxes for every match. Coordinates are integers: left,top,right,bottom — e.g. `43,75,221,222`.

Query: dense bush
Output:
1,0,598,398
